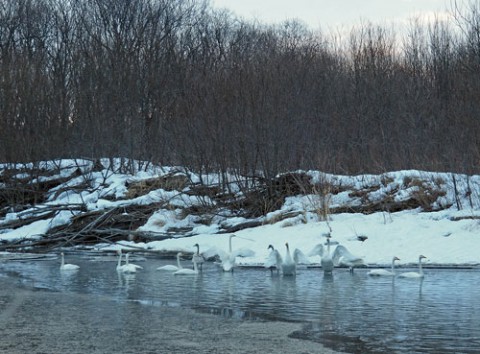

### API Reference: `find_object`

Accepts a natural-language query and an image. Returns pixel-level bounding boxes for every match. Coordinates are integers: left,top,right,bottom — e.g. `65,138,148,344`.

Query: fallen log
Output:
219,220,264,233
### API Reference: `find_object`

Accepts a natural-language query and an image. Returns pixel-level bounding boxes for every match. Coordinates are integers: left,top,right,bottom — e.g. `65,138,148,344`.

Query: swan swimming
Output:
157,252,183,271
282,242,296,276
125,253,143,270
332,244,365,272
368,256,400,276
203,234,255,272
397,255,427,278
309,238,335,274
60,253,79,271
265,245,282,274
174,257,199,275
116,249,138,274
116,250,124,271
218,235,241,272
192,243,205,271
280,242,309,276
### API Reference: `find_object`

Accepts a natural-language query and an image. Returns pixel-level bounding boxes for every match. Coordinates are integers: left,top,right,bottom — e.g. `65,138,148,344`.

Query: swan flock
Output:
58,234,428,279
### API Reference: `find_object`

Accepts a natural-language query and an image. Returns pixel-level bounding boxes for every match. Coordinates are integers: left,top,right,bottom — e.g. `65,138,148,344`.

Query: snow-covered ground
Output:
1,159,480,267
110,206,480,267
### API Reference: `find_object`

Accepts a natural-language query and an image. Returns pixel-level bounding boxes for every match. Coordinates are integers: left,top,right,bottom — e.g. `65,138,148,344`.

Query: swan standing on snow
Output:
309,238,334,274
368,256,400,276
397,255,427,278
116,249,138,274
332,244,365,272
60,253,79,271
203,234,255,272
174,258,199,275
157,252,183,271
192,243,205,271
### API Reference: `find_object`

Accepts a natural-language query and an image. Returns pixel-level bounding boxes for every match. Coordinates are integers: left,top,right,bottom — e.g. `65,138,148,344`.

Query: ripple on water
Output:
1,256,480,353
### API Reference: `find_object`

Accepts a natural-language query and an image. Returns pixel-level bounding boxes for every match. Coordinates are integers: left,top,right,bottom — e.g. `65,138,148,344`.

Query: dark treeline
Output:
1,0,480,178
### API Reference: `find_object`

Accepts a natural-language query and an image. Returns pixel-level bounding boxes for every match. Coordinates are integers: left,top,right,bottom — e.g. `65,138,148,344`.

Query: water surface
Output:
1,254,479,353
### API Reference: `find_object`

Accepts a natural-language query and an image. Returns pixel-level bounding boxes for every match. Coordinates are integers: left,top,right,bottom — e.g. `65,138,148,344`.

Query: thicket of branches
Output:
1,0,480,178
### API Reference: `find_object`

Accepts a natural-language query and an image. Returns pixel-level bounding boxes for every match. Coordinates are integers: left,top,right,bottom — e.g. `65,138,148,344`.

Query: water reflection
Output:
1,256,480,353
117,272,136,291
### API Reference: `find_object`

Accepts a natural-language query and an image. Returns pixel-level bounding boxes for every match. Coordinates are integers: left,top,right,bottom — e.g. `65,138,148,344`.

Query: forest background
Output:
1,0,480,180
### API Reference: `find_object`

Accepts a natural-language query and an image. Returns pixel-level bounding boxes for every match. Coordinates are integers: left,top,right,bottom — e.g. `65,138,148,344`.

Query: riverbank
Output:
2,159,480,267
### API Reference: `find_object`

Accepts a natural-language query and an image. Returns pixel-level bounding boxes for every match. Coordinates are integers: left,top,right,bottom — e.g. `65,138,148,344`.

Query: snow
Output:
1,160,480,267
133,208,480,267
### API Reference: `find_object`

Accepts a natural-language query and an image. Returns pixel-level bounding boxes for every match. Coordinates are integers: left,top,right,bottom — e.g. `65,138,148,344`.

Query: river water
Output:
1,253,479,353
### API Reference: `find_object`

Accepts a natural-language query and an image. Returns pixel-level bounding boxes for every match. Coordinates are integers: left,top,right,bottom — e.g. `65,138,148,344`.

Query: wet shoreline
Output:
0,277,343,354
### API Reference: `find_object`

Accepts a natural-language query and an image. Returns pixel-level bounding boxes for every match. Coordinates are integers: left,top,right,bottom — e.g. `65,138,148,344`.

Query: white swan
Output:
264,244,282,274
282,242,296,276
332,244,365,272
60,253,79,271
192,243,205,271
116,249,138,274
219,235,239,272
157,252,183,271
308,238,334,274
203,234,255,272
281,242,310,276
397,255,426,278
125,253,143,270
368,256,400,276
116,250,124,271
174,258,199,275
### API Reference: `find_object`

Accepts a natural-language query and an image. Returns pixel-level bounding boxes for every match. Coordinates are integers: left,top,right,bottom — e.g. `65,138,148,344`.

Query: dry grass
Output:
125,175,189,199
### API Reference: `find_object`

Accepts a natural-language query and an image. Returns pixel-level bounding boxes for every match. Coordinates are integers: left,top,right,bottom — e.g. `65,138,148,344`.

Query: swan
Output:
368,256,400,276
219,235,239,272
397,255,427,278
282,242,296,276
157,252,183,271
125,253,143,270
116,249,124,271
60,253,79,271
174,258,199,275
265,244,282,274
116,249,138,274
281,242,310,276
203,234,255,272
332,244,365,272
308,238,334,274
192,243,205,271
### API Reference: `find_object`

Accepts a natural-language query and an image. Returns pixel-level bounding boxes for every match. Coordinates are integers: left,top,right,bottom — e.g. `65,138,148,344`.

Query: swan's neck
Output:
195,245,200,255
418,257,424,274
117,252,122,267
125,254,130,265
285,245,292,262
391,259,397,273
61,254,65,266
177,254,182,268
